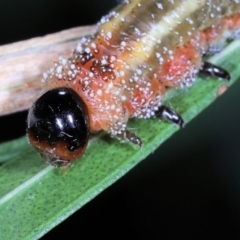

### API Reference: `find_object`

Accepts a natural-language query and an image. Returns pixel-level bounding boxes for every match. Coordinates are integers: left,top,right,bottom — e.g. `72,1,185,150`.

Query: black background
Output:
1,1,240,239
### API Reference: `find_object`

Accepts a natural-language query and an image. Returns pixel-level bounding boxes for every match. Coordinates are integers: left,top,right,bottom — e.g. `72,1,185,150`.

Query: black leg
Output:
155,105,184,127
125,130,142,147
116,130,142,147
199,61,230,81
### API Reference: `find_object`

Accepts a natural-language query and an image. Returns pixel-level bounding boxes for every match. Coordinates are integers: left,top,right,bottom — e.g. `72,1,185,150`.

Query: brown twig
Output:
0,25,96,116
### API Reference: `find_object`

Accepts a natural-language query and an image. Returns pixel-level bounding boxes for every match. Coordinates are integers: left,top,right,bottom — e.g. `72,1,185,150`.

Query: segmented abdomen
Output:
42,0,240,136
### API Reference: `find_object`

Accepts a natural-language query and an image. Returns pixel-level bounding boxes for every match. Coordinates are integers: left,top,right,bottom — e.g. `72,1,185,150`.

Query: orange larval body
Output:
42,0,240,136
27,0,240,167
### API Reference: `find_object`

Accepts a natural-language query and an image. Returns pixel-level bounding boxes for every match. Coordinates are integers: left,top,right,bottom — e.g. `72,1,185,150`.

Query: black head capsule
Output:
27,87,90,167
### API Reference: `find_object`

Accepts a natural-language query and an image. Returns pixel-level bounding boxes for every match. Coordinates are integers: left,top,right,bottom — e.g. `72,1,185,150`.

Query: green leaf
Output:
0,39,240,240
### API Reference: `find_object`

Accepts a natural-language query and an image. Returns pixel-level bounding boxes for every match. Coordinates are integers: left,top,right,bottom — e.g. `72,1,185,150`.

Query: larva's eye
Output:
27,87,89,167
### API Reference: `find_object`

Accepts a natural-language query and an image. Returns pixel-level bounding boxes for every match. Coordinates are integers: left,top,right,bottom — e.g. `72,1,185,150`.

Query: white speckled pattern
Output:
42,0,240,139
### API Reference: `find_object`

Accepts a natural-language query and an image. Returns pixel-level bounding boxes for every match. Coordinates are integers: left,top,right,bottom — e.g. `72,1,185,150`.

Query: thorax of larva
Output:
42,0,240,134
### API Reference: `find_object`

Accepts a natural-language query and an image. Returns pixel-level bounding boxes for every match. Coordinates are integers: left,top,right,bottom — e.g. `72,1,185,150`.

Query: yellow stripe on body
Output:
97,0,240,70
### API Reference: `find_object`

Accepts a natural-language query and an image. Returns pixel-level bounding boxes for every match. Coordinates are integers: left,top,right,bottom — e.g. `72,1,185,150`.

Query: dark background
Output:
1,1,240,239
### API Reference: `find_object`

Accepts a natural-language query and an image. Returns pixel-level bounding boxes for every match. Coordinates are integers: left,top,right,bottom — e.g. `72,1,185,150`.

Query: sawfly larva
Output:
27,0,240,167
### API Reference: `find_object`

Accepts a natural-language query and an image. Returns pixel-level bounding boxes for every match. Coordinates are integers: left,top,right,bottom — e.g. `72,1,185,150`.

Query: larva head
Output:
27,87,89,167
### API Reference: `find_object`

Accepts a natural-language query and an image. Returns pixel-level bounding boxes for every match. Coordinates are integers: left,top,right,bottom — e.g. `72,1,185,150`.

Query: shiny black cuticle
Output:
27,87,89,152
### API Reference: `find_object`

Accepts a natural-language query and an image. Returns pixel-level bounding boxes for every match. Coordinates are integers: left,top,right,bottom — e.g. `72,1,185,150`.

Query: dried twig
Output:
0,25,96,116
